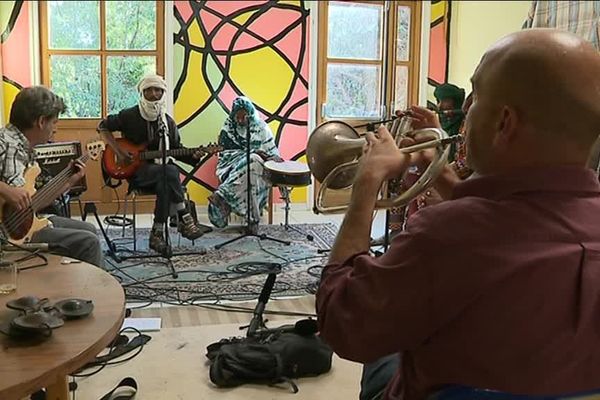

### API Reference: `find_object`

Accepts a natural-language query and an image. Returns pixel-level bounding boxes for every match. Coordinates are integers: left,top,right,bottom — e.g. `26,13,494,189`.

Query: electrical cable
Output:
6,240,49,270
70,327,146,379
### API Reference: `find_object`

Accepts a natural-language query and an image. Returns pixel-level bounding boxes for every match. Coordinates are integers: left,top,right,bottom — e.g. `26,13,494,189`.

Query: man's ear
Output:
493,106,518,149
36,116,47,130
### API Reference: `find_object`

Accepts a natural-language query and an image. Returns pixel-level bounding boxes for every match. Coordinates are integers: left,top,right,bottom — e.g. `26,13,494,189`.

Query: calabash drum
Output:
263,160,311,187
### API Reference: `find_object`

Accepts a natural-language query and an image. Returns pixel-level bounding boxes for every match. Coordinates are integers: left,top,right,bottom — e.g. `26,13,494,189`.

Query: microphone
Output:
254,319,319,337
247,273,277,337
2,243,53,251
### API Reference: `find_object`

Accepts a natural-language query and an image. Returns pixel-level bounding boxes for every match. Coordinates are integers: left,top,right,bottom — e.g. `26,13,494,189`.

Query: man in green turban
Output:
434,83,466,161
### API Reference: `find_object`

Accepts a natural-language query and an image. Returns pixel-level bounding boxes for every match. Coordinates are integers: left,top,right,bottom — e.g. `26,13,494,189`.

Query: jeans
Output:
360,354,401,400
129,163,185,224
32,216,104,267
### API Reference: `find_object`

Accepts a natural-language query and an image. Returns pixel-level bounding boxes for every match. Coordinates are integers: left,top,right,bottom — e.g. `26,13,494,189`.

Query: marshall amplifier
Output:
33,141,87,196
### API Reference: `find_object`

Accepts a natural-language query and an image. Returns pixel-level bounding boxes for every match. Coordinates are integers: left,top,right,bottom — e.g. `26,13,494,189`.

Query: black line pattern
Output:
173,1,310,193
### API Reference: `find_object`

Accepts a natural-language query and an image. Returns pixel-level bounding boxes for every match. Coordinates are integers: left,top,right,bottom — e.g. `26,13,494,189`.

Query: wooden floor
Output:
71,210,368,399
79,295,359,400
75,322,362,400
129,295,316,328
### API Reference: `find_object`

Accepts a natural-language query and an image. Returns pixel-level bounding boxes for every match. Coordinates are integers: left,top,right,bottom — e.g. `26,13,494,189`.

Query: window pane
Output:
108,56,156,115
48,1,99,50
326,63,380,118
397,6,411,62
328,2,382,60
394,65,409,111
106,1,157,50
50,56,101,118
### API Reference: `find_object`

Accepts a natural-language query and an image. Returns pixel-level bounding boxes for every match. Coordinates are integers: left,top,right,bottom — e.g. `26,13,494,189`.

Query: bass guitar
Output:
102,138,222,179
0,140,105,244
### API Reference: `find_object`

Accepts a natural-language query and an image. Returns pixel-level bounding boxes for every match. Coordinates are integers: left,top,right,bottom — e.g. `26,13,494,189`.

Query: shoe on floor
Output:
178,214,207,240
149,229,168,254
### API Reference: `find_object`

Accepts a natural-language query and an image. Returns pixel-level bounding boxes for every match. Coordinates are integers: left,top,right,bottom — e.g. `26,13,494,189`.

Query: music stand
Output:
215,117,290,249
109,113,206,278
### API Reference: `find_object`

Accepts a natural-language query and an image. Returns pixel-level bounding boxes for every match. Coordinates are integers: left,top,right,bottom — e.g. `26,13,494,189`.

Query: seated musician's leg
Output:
131,164,207,252
359,354,400,400
208,153,263,229
248,153,269,226
208,191,231,228
160,164,208,240
130,163,169,253
32,217,103,267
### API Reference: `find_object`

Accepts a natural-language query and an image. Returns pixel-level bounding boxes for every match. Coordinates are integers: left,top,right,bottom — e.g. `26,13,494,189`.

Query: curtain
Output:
523,1,600,50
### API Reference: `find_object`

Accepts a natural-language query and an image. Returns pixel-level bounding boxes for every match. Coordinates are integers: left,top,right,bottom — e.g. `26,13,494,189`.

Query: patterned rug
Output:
102,223,338,302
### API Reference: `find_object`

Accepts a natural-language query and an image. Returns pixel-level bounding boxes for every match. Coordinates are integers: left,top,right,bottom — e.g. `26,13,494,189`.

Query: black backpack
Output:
206,324,333,393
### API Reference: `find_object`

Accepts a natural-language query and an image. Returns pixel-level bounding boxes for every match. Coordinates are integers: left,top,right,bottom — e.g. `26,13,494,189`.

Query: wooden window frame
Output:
39,1,165,129
314,0,422,207
317,0,422,126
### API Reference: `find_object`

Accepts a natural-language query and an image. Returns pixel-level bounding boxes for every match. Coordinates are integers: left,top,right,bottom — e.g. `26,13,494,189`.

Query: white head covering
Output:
137,74,168,122
137,74,171,161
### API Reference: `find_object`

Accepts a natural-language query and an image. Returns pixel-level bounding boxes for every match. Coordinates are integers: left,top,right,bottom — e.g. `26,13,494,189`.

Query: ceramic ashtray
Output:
53,298,94,319
6,296,49,312
11,311,64,331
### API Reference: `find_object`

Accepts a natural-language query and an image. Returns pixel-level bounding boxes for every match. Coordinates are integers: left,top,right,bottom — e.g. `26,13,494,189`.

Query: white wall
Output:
448,1,532,91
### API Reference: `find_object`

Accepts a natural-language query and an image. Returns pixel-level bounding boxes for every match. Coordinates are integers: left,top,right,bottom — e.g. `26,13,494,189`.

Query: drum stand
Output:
279,186,313,241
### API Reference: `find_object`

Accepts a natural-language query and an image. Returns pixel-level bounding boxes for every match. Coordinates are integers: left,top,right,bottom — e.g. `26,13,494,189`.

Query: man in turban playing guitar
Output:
98,74,213,254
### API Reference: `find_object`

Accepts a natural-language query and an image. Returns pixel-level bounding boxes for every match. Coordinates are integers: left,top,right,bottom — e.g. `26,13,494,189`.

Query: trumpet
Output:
306,114,461,214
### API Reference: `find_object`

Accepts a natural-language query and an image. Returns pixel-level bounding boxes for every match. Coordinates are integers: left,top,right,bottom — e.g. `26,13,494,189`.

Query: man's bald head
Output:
466,29,600,175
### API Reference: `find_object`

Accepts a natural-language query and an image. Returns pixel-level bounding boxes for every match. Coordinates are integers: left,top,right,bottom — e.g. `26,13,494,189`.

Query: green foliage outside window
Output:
46,1,158,119
49,1,100,50
106,1,156,50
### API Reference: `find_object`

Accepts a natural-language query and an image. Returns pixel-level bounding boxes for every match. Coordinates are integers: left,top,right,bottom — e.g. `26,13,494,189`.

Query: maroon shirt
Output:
316,166,600,400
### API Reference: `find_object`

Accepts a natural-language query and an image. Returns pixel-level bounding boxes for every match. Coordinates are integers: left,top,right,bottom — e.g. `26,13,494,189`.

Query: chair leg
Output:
133,192,137,252
184,189,194,246
122,194,129,238
77,197,84,219
268,187,274,225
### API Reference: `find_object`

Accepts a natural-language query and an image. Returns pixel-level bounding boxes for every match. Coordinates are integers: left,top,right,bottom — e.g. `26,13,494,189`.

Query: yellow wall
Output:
448,1,531,91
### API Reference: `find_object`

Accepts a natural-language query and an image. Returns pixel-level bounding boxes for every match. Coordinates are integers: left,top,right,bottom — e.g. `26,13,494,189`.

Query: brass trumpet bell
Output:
306,116,459,214
306,120,363,190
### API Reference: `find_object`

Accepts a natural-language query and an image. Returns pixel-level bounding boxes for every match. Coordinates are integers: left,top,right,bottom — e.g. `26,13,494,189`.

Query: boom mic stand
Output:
215,117,290,249
114,111,206,278
245,271,319,338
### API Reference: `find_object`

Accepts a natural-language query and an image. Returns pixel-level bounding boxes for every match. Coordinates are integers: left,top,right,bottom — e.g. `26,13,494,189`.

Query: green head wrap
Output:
433,83,466,162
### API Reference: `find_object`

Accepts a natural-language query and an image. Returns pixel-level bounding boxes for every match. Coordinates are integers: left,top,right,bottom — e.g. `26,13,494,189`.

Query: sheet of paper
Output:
121,317,162,332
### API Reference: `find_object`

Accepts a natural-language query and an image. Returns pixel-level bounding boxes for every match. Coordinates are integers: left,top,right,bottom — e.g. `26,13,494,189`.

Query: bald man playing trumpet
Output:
316,28,600,400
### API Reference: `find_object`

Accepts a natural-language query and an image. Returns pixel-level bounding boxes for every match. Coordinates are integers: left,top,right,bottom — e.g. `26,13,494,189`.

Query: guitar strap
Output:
99,377,138,400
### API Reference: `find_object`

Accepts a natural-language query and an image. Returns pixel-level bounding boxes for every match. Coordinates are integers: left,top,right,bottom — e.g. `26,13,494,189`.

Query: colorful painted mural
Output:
0,0,31,124
172,0,310,205
427,0,451,108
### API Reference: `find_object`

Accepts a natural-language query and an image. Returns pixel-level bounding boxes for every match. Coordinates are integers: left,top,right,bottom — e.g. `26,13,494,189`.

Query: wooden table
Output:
0,255,125,400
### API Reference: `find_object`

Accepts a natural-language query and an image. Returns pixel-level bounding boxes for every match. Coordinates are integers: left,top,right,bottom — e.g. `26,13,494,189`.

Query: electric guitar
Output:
0,140,105,244
102,138,222,179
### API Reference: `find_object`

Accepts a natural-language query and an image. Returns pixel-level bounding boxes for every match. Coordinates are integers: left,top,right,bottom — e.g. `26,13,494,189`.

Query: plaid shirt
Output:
0,124,34,187
523,1,600,50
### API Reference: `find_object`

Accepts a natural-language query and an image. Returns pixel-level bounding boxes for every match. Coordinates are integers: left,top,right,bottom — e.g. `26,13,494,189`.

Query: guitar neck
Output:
31,153,89,211
140,147,202,160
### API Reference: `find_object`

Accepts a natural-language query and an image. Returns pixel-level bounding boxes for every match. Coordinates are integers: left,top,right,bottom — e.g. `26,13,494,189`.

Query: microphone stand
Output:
246,272,277,337
245,272,319,339
116,111,206,278
215,118,290,249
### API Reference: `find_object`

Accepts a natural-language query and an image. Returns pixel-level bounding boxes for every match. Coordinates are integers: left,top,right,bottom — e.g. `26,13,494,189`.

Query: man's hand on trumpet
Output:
355,125,411,185
396,106,462,201
397,105,441,130
397,107,440,170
